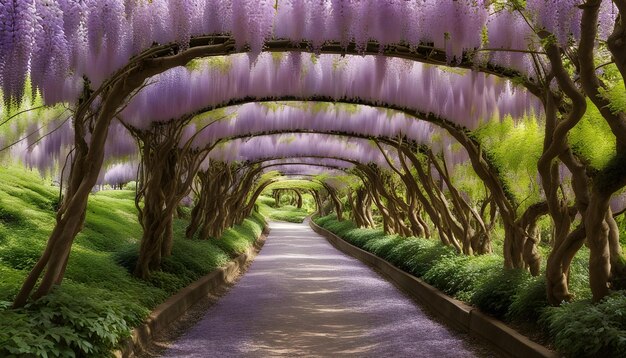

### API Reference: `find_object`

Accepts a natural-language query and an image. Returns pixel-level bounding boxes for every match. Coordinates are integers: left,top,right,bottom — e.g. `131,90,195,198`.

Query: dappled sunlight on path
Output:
162,221,480,357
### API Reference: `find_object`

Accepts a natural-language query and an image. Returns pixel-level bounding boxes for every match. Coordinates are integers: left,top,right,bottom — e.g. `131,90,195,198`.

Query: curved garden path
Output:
162,221,488,357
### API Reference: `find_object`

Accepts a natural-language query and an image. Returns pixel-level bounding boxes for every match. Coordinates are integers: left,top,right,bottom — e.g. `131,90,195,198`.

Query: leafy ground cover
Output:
257,196,310,223
0,166,266,357
314,214,626,357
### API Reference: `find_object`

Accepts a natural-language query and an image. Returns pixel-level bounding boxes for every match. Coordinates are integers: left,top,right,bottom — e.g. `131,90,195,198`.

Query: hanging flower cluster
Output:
121,53,542,132
187,102,436,149
2,0,609,107
207,133,398,167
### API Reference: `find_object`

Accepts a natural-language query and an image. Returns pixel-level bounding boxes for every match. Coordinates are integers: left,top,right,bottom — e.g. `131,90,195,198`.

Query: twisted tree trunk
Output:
322,183,344,221
578,0,626,301
13,77,143,307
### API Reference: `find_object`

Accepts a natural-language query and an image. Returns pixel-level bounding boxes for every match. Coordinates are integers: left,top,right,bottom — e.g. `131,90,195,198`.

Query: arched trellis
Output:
120,96,517,232
247,161,360,214
126,96,528,267
245,161,434,238
234,155,417,231
2,0,624,312
143,37,539,93
181,154,361,243
253,172,349,220
12,90,529,308
1,6,576,307
199,135,497,250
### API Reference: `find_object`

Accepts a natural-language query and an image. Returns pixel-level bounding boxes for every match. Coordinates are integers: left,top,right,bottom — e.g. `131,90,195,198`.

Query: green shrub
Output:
568,248,593,300
122,181,137,191
343,227,384,247
541,292,626,357
471,269,532,319
0,267,25,301
386,237,432,272
167,238,230,278
317,216,357,238
148,271,188,294
314,214,335,227
507,276,549,322
423,254,501,301
0,285,141,358
216,222,259,255
423,255,472,295
312,215,626,357
363,234,404,259
407,243,456,277
113,244,140,273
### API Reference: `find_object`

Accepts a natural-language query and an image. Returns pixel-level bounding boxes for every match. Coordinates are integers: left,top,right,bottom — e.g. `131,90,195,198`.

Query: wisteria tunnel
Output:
1,1,626,357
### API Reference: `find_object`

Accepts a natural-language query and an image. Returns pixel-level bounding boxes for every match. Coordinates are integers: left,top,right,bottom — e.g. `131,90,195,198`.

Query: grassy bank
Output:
314,214,626,357
0,166,266,357
257,196,310,223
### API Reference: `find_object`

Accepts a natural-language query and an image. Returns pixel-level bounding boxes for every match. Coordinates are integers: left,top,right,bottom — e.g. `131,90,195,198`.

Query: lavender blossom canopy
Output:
1,1,616,106
263,158,355,170
207,133,398,167
122,53,542,132
186,102,437,149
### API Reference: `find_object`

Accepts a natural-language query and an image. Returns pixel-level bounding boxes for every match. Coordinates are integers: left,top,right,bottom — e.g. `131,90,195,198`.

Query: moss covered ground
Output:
0,166,266,357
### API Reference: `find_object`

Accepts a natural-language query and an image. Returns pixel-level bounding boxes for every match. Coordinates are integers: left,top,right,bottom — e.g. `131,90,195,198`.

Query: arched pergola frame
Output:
12,31,545,306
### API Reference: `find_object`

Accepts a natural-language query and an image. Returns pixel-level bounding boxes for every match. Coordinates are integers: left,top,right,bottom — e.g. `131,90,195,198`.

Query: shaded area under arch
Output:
162,221,491,357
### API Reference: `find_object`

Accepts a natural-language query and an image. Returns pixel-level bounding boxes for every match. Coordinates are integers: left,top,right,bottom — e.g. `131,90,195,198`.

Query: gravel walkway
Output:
162,221,485,357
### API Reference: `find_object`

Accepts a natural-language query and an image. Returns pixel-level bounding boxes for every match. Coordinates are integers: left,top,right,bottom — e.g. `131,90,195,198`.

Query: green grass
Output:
0,165,266,357
314,214,626,358
257,195,310,223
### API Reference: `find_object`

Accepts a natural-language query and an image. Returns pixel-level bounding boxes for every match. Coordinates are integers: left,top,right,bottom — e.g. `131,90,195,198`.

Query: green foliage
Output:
409,243,457,277
257,195,311,223
507,276,548,322
362,234,403,259
314,216,626,356
473,115,543,209
0,206,25,225
148,271,189,293
215,216,265,254
471,269,532,319
385,237,434,274
0,166,266,356
122,181,137,191
0,267,25,302
570,99,616,169
423,254,501,301
265,179,323,191
256,195,275,206
541,292,626,357
0,284,143,357
264,205,309,223
599,65,626,115
0,239,42,270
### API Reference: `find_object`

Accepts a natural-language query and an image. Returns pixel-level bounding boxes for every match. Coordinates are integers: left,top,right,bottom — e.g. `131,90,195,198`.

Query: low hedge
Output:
314,214,626,357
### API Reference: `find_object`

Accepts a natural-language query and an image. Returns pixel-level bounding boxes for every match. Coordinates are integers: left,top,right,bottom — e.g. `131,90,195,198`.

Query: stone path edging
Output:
309,219,560,358
113,227,269,358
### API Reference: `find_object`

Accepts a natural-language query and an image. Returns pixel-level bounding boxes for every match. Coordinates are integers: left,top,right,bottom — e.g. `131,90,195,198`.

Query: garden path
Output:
162,221,485,357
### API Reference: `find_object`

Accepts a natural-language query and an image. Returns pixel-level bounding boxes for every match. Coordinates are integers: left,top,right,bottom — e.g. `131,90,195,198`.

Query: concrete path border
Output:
113,227,269,358
309,219,560,358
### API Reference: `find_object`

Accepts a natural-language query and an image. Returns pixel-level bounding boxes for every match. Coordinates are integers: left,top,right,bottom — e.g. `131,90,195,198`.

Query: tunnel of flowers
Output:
1,0,626,357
